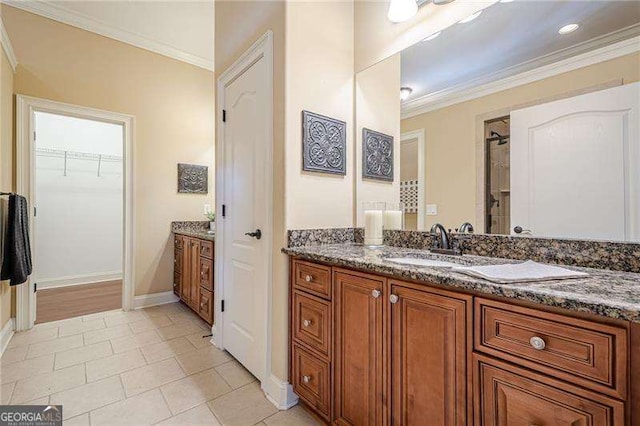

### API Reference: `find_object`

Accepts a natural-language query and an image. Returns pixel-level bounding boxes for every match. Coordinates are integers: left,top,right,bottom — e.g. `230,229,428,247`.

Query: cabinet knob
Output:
390,294,399,304
173,283,177,287
302,319,312,327
302,375,311,384
529,336,546,350
304,275,313,283
372,289,381,298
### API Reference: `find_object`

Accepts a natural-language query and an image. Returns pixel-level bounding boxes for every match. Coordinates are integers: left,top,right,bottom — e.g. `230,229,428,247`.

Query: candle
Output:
383,210,403,230
364,210,383,246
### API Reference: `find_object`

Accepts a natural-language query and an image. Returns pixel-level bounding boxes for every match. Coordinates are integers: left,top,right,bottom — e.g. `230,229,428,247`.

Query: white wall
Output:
34,112,123,288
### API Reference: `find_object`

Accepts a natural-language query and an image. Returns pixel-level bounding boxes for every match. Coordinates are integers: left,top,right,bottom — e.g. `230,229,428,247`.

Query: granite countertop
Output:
283,243,640,323
174,229,215,242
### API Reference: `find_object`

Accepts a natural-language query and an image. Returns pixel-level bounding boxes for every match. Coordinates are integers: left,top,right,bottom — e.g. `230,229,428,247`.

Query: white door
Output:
511,82,639,241
220,40,271,380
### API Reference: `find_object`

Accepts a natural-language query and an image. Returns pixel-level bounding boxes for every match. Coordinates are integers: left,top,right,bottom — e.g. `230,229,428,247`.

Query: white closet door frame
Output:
15,95,135,331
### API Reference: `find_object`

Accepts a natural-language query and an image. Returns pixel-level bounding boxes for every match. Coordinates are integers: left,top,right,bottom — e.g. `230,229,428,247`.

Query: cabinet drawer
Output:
174,235,184,250
474,354,624,426
198,287,213,324
293,291,331,358
199,258,213,291
292,344,331,422
173,272,181,296
293,260,331,300
475,298,627,398
200,240,213,259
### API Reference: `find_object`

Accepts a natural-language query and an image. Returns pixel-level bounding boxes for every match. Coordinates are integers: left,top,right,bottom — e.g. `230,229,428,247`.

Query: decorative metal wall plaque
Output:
363,128,394,181
302,110,346,175
177,163,208,194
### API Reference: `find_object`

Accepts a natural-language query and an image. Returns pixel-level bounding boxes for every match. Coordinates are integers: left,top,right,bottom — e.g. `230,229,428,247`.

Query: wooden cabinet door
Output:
180,238,192,304
188,239,201,310
475,354,624,426
390,281,470,426
334,269,385,426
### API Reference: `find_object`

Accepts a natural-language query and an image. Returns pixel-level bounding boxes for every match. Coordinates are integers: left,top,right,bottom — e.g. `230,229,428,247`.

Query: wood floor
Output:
35,280,122,324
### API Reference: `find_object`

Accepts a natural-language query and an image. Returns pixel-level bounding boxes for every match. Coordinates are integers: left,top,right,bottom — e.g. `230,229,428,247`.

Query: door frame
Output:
15,95,135,331
400,129,426,230
214,31,274,384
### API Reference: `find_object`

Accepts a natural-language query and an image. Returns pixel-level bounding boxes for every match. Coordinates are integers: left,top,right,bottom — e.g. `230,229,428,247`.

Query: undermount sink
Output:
384,257,458,268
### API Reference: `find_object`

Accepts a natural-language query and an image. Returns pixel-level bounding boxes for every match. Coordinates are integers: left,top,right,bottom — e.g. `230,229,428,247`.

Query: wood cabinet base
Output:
174,234,214,325
288,257,635,425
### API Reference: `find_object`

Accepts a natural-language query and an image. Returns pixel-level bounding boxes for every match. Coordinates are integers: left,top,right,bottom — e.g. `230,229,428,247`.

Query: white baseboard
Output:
0,317,15,356
262,374,298,410
134,291,179,309
37,272,123,289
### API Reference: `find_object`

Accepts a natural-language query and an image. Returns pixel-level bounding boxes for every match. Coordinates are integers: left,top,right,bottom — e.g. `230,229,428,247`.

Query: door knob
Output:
513,226,532,235
245,229,262,240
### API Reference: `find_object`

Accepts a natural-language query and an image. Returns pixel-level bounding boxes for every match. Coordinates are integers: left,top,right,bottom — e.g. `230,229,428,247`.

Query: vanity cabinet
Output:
288,257,634,425
174,234,214,325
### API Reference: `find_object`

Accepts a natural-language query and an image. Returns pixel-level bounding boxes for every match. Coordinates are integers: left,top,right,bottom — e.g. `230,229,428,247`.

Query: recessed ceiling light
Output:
458,10,482,24
423,31,441,41
387,0,418,23
400,87,413,101
558,23,579,34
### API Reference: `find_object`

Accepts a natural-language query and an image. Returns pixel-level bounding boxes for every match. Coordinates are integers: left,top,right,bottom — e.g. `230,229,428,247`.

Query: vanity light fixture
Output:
458,10,482,24
432,0,455,4
387,0,418,23
558,23,579,34
424,31,441,41
400,87,413,101
499,0,514,3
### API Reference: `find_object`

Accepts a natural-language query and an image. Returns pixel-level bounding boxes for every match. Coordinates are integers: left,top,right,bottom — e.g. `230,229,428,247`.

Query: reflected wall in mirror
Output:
355,0,640,242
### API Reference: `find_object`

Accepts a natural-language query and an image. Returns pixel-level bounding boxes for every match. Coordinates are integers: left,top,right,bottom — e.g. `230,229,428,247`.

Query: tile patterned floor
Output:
0,302,319,425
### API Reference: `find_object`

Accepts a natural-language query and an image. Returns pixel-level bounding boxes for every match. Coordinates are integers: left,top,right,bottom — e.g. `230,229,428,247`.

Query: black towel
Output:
1,194,33,285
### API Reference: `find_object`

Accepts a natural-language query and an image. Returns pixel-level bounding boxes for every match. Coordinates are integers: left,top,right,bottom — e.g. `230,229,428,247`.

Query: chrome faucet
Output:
458,222,474,233
430,223,451,250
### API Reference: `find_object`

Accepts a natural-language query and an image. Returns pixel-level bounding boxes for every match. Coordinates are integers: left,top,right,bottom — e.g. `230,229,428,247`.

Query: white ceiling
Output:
401,0,640,103
5,0,214,70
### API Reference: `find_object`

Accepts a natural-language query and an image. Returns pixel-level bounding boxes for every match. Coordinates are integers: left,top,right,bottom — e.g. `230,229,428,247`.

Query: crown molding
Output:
402,25,640,119
0,16,17,71
2,0,213,71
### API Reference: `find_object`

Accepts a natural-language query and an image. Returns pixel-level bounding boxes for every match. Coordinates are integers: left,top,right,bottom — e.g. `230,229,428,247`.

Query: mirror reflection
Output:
356,0,640,242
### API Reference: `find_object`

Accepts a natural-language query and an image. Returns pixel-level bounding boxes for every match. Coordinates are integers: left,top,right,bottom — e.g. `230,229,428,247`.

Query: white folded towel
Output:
451,260,588,284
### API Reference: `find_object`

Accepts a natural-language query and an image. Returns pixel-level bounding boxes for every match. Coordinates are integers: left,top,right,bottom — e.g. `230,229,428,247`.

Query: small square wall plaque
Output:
302,110,346,175
363,128,394,181
177,163,208,194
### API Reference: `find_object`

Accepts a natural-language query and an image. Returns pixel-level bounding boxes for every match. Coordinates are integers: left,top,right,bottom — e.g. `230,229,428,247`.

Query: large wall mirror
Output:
355,0,640,243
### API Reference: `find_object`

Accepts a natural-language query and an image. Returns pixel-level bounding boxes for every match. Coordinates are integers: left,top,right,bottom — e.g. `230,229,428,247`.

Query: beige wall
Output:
401,52,640,231
215,0,288,381
0,44,15,332
215,0,356,382
285,1,355,229
354,0,495,73
355,53,401,225
2,5,215,297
